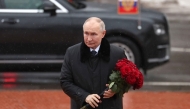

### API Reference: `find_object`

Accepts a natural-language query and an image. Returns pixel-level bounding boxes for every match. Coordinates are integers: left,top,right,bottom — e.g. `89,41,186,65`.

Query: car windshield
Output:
63,0,86,9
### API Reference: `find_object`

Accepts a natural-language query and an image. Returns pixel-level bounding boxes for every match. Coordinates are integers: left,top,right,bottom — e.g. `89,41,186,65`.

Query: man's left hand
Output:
103,84,115,98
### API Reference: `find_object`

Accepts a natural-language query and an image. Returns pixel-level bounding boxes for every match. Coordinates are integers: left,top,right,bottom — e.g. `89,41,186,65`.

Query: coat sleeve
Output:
60,48,89,107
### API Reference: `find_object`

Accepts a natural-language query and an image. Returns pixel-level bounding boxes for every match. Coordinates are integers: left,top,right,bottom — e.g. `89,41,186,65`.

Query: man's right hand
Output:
85,94,101,108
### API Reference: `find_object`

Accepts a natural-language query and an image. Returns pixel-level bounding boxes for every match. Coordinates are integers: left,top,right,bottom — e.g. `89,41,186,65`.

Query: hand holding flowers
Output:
81,58,143,109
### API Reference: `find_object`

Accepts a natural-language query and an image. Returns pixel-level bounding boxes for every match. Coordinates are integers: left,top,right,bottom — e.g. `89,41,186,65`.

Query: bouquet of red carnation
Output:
108,58,143,97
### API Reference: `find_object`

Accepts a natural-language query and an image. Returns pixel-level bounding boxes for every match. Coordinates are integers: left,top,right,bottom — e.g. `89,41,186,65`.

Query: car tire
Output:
107,36,141,68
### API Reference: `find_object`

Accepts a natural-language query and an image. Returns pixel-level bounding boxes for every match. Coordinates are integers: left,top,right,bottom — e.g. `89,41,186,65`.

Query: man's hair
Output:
83,17,105,31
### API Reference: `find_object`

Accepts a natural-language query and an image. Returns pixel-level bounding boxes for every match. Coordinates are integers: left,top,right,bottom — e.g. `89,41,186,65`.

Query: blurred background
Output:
95,0,190,91
140,0,190,91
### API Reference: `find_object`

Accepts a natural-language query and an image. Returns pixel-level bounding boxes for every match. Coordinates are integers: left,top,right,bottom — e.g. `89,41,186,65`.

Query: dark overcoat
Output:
60,38,126,109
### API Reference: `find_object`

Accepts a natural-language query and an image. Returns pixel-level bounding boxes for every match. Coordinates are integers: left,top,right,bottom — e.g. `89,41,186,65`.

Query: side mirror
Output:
42,1,57,16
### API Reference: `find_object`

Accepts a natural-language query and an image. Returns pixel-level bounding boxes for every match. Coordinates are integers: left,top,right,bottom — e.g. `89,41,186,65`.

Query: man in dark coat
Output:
60,17,126,109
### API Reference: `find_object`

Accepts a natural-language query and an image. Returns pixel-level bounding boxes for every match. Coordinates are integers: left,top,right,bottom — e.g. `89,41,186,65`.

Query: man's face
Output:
83,21,106,49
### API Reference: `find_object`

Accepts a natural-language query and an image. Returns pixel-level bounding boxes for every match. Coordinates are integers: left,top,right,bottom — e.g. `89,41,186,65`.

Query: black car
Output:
0,0,170,74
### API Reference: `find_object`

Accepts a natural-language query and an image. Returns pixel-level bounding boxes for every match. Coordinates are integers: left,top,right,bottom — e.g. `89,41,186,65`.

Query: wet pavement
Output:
0,90,190,109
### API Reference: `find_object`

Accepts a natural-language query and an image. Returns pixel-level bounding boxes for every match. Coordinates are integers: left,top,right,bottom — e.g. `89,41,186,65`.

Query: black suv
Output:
0,0,170,74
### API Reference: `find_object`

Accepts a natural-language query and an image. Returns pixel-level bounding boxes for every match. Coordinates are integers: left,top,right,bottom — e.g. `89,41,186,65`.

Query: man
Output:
60,17,126,109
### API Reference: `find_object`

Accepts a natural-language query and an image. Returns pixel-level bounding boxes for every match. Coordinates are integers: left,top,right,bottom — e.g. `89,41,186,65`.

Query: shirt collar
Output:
90,45,100,53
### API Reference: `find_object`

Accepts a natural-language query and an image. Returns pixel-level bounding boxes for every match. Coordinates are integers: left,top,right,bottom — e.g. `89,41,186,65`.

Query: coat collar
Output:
80,38,110,62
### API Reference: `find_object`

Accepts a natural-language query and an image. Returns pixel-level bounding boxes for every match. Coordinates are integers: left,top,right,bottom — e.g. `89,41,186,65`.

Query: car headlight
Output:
153,24,166,35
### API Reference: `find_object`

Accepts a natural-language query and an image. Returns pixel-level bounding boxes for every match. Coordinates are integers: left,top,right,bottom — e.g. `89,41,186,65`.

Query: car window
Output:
64,0,86,9
4,0,43,9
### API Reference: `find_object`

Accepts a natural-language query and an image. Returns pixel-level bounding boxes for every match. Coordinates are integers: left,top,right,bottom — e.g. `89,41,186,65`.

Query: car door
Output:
0,0,72,64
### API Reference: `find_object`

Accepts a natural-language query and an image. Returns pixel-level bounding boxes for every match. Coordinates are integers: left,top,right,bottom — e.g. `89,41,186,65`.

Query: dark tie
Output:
91,50,97,57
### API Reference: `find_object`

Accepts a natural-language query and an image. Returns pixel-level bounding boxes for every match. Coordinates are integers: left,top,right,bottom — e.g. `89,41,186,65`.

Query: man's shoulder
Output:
65,43,82,56
67,42,81,51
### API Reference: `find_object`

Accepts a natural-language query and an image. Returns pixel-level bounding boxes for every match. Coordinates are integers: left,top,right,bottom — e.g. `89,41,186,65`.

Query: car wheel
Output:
107,37,141,68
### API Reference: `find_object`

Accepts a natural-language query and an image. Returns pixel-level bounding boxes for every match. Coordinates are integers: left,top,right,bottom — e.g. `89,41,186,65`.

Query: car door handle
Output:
1,18,20,24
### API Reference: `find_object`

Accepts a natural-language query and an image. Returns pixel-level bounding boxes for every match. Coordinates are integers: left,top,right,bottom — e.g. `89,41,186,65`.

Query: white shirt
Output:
90,45,100,53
